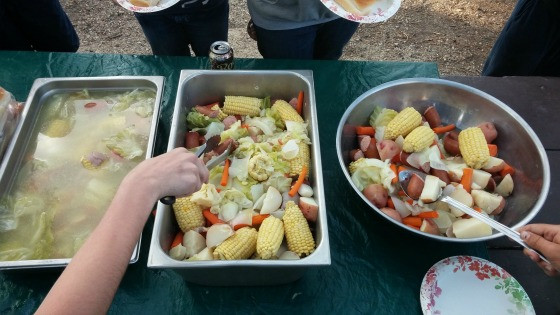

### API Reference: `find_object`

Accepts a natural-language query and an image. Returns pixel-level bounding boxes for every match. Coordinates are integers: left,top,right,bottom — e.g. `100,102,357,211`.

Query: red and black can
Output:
209,41,234,70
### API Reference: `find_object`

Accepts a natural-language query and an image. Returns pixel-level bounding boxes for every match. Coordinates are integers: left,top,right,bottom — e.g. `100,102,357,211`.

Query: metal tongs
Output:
159,135,231,205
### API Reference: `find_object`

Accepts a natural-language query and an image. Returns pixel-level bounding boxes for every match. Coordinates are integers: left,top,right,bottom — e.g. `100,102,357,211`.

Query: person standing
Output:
246,0,359,60
134,0,229,56
0,0,79,52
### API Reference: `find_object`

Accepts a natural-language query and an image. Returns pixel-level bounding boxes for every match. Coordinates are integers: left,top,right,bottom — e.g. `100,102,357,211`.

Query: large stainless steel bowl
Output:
336,78,550,242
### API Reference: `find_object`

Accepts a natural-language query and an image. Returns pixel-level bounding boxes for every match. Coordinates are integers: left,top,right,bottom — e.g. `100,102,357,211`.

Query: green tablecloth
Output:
0,51,486,314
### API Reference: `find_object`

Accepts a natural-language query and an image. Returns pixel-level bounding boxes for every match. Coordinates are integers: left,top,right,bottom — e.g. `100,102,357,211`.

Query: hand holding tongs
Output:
159,135,231,205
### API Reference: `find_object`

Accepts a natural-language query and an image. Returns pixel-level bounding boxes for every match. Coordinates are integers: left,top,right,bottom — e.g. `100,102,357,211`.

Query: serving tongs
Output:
159,135,231,205
398,168,550,264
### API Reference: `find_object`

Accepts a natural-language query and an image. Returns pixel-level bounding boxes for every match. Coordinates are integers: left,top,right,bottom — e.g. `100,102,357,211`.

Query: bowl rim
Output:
336,77,551,242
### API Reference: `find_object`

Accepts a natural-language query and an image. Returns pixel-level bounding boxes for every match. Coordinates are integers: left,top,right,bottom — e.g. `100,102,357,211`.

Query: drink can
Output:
209,41,234,70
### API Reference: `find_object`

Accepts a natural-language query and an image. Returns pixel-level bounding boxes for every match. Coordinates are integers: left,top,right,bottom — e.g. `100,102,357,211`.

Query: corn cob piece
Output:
283,201,315,257
458,127,490,169
256,216,284,259
213,227,258,260
173,197,205,233
43,119,72,138
223,96,262,117
288,141,310,177
211,104,228,120
384,107,422,140
271,100,304,123
402,126,436,153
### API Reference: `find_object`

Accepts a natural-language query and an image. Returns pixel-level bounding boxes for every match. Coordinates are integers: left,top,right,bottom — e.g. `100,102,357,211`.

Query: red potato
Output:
364,138,380,159
478,122,498,143
195,104,219,118
359,135,371,152
443,131,461,156
420,218,440,235
299,197,318,222
406,173,425,200
490,198,506,216
380,207,402,223
376,140,400,161
430,169,450,185
362,184,388,208
424,106,442,128
185,131,200,149
485,178,496,192
349,149,364,161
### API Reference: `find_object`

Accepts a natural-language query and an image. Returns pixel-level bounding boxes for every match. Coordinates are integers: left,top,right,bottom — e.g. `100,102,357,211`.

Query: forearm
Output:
36,179,157,314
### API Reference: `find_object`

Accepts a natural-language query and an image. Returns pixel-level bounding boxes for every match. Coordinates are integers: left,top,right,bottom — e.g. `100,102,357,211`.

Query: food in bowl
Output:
167,93,319,261
0,89,156,261
129,0,160,7
334,0,378,16
346,105,516,238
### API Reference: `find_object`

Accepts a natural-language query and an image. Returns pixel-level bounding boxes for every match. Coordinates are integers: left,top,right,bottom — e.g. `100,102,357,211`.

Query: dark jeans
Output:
253,18,359,60
0,0,79,52
135,0,229,56
482,0,560,76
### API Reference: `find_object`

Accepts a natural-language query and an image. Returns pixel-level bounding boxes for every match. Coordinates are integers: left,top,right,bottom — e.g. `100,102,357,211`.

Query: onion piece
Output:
281,139,300,160
391,196,412,218
206,224,234,248
261,186,282,214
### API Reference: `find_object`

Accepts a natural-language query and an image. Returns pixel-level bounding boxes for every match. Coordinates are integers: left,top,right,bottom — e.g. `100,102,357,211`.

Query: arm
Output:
36,148,208,314
518,224,560,277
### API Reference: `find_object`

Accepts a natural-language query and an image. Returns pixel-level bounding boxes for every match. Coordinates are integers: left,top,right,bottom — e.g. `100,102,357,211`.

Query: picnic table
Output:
0,51,557,314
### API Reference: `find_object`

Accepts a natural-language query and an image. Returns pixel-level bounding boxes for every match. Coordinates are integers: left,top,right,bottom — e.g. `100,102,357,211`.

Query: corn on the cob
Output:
458,127,490,169
271,100,304,123
384,107,422,140
283,201,315,257
211,104,228,120
288,141,310,177
43,119,72,138
173,197,205,233
223,96,262,117
213,227,258,260
402,126,436,153
256,216,284,259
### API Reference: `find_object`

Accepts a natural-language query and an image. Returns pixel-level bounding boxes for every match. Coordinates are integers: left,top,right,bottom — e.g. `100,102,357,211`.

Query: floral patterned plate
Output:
320,0,401,23
116,0,180,13
420,256,535,315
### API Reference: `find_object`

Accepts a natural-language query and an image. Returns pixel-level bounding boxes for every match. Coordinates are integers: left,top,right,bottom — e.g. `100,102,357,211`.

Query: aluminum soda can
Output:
209,41,234,70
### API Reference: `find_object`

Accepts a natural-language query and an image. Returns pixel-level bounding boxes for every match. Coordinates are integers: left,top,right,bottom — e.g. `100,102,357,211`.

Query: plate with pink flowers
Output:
116,0,180,13
320,0,401,23
420,256,535,315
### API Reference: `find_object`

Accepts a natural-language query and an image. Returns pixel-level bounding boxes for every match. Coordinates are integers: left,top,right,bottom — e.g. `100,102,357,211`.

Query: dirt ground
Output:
59,0,515,76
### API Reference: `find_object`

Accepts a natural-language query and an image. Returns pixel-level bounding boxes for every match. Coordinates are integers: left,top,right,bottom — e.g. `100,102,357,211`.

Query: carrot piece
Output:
432,124,456,134
403,216,422,227
473,206,482,213
500,162,516,177
233,223,250,231
390,164,398,184
220,159,230,187
171,231,184,248
406,199,414,205
387,198,395,209
397,190,407,197
406,224,421,230
252,214,270,226
296,90,304,115
488,144,498,157
417,211,439,219
241,124,249,129
289,166,308,197
461,168,473,193
355,126,375,136
203,209,225,225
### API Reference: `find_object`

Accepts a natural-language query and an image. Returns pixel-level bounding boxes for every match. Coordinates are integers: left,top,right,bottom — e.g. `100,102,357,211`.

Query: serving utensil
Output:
159,135,221,205
399,169,550,263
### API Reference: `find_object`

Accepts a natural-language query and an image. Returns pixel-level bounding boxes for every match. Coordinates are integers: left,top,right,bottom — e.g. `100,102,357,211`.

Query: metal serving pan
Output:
0,76,164,270
147,70,330,286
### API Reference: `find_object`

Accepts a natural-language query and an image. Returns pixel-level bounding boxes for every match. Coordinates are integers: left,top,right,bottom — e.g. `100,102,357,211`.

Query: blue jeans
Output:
253,18,359,60
0,0,79,52
482,0,560,76
135,0,229,56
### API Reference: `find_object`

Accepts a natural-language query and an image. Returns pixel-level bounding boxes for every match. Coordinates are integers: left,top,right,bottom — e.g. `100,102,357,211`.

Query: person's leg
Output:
482,0,560,76
2,0,79,52
185,0,229,57
314,18,359,60
0,3,33,50
253,24,317,59
135,13,192,56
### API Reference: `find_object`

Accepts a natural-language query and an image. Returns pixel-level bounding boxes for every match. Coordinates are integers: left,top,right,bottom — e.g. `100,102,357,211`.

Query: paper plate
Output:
116,0,180,13
420,256,535,315
320,0,401,23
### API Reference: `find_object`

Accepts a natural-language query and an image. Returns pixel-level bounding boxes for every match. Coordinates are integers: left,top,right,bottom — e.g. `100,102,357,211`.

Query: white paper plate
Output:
320,0,401,23
420,256,535,315
116,0,180,13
